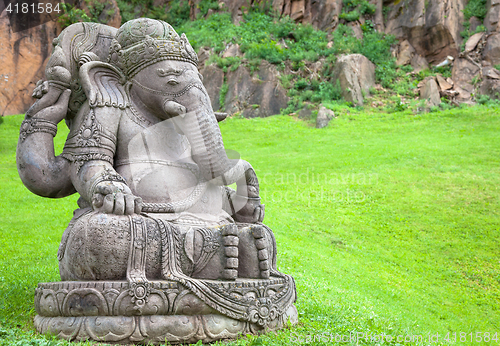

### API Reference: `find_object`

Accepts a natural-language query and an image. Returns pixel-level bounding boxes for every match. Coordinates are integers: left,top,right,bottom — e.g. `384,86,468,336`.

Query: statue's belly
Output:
116,162,224,216
115,118,224,216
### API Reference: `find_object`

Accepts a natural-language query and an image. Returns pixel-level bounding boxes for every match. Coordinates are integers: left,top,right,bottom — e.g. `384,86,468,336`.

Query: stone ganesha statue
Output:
16,19,297,344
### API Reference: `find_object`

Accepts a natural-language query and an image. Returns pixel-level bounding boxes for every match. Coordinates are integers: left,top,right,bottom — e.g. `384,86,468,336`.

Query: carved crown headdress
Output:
108,18,198,78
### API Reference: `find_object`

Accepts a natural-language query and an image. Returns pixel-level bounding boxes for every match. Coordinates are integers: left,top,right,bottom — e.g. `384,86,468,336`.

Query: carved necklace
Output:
128,102,154,128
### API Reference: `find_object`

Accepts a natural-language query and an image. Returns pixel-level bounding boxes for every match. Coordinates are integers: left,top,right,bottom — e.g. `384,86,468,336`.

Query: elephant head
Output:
105,18,263,220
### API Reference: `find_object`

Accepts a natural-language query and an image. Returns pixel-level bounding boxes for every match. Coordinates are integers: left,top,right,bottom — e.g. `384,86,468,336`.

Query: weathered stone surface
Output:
34,280,298,344
0,14,59,115
315,106,334,128
420,77,441,107
200,64,225,111
465,32,485,53
469,16,483,33
35,315,253,345
450,57,478,102
483,65,500,79
479,63,500,98
298,105,313,119
273,0,343,31
348,21,364,40
225,61,288,117
396,40,416,66
372,0,385,32
290,0,306,21
384,0,466,64
222,43,242,58
480,78,500,98
332,54,375,106
440,88,459,103
452,58,481,87
197,46,213,68
452,85,472,102
485,0,500,33
436,74,453,91
483,33,500,66
35,280,292,317
411,54,429,72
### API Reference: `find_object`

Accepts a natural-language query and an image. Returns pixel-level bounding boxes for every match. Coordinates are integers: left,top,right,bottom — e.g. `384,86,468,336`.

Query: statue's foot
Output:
188,223,239,281
187,224,275,280
237,225,272,279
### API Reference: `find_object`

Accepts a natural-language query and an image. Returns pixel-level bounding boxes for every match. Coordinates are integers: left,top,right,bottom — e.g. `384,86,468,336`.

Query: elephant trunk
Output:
171,85,259,197
172,85,235,180
179,106,231,181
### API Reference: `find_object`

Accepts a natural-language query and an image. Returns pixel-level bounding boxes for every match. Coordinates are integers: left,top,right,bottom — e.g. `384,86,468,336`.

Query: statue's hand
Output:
26,82,71,124
91,181,143,215
233,198,265,223
32,80,49,99
234,186,266,223
232,164,265,223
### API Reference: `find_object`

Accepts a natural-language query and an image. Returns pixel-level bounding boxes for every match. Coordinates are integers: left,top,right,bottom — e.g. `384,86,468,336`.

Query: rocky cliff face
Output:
385,0,466,64
2,0,500,116
0,12,58,116
196,0,500,114
485,0,500,32
224,61,289,117
272,0,344,31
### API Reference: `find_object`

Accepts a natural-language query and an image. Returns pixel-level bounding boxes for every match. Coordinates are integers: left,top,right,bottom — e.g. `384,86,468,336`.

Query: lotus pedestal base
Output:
34,279,298,344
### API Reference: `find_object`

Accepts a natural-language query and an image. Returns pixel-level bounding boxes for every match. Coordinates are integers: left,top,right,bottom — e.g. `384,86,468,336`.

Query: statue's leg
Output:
180,223,277,281
58,212,240,282
58,211,276,282
58,211,162,281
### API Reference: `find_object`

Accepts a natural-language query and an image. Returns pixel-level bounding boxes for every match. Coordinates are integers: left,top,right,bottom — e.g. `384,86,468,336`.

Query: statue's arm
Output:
66,106,141,215
16,84,75,198
64,60,140,215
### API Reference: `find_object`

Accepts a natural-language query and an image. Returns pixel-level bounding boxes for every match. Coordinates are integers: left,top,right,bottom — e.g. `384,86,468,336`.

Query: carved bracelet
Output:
89,168,128,198
19,118,57,142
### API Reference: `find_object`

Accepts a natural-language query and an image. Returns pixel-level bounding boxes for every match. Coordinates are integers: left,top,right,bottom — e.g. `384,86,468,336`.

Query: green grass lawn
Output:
1,105,499,345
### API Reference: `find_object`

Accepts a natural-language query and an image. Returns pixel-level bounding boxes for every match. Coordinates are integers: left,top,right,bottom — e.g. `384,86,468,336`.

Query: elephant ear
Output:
79,61,129,109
